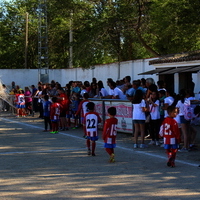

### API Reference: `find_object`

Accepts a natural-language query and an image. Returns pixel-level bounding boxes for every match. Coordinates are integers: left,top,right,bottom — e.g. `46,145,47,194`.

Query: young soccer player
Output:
42,95,52,132
15,90,26,117
159,106,181,167
75,93,90,137
103,107,118,163
84,102,101,156
71,93,80,129
50,97,61,134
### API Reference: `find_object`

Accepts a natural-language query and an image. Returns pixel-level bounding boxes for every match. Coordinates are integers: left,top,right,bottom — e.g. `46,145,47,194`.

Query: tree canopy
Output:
0,0,200,69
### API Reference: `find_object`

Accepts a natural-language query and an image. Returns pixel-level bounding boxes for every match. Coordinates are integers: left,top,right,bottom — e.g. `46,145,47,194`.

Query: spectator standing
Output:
163,89,174,118
36,86,44,118
72,81,81,94
97,80,108,98
176,89,190,152
42,95,52,132
146,78,157,98
80,85,88,97
148,91,161,146
24,87,32,115
158,90,166,123
109,81,126,99
31,85,38,113
132,90,147,148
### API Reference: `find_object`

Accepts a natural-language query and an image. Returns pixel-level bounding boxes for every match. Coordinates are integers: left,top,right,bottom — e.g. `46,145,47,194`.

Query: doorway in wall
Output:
159,74,174,93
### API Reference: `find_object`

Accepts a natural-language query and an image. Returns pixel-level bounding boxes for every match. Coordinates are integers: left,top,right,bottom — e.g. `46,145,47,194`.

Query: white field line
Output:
0,117,199,167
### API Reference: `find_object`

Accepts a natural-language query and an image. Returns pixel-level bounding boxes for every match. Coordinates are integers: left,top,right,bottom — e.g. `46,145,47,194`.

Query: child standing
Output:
103,107,118,163
71,93,80,129
50,97,61,134
43,95,52,132
84,102,101,156
148,91,160,146
75,93,90,137
159,106,181,167
132,89,147,148
15,90,26,117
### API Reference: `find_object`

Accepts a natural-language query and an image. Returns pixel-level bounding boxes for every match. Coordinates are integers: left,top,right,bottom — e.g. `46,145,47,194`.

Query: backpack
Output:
183,100,193,121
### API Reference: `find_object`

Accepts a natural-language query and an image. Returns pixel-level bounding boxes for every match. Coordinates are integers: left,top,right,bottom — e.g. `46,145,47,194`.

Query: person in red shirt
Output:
84,102,101,156
57,88,69,131
159,106,181,167
103,107,118,163
50,97,61,134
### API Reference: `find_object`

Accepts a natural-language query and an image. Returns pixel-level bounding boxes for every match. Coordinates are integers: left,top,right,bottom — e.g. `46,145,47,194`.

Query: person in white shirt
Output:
132,90,148,148
176,89,190,152
97,80,108,97
103,78,114,99
109,81,126,99
147,91,160,146
163,89,174,118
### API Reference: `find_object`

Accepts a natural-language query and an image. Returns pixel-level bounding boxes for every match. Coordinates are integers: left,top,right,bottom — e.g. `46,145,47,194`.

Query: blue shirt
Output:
43,100,51,117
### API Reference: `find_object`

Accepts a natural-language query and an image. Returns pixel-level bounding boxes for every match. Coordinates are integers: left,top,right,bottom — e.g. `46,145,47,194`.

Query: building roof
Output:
149,50,200,65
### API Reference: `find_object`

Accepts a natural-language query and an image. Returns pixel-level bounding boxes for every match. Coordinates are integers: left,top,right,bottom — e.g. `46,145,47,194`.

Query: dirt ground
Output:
0,112,200,200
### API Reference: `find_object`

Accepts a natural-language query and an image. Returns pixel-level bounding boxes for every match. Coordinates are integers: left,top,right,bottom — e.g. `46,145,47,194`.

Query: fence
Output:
92,99,133,133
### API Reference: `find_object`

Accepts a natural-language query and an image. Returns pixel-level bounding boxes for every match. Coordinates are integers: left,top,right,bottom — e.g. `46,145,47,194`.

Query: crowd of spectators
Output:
1,76,199,153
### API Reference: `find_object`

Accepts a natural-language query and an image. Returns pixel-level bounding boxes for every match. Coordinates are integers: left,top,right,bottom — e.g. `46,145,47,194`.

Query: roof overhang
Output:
138,65,200,75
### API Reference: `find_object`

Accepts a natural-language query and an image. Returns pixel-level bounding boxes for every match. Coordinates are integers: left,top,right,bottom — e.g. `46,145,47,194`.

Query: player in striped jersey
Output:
84,102,101,156
50,97,61,134
159,106,181,167
75,93,90,138
103,107,118,163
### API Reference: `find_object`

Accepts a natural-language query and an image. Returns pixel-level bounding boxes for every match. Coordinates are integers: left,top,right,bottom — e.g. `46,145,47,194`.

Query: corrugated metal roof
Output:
149,50,200,65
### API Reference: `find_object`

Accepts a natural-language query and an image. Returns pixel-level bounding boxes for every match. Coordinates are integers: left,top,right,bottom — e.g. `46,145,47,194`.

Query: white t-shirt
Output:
149,100,160,120
80,89,87,97
176,100,185,116
100,88,108,97
113,87,126,99
108,88,114,96
132,99,146,120
164,96,174,118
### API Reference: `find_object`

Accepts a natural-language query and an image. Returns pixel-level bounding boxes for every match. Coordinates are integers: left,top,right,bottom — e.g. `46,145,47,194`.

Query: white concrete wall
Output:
0,69,38,90
0,58,158,90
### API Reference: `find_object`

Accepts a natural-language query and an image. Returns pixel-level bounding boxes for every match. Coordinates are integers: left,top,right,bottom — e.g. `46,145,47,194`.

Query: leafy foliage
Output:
0,0,200,69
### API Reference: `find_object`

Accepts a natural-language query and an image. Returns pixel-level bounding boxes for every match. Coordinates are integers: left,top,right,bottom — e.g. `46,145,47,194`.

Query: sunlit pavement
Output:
0,112,200,200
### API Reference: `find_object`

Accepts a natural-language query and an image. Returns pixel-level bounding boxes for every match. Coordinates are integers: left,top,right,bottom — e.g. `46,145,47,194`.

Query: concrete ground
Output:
0,112,200,200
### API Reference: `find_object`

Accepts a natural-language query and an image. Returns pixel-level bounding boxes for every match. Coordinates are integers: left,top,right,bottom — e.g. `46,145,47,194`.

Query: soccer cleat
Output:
140,144,148,149
92,153,96,156
87,150,91,155
133,144,138,149
149,140,155,145
155,141,160,146
167,157,174,167
178,148,188,152
109,153,115,163
171,161,175,168
50,131,56,134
